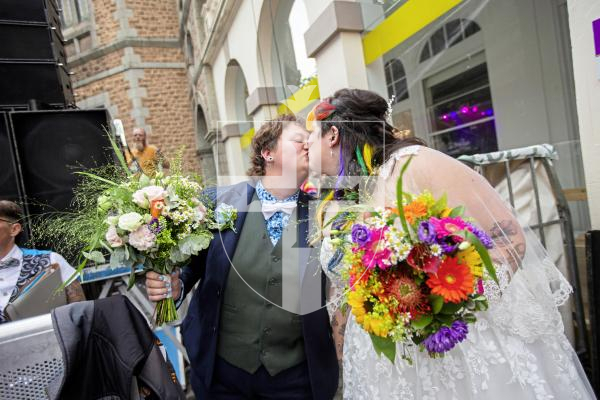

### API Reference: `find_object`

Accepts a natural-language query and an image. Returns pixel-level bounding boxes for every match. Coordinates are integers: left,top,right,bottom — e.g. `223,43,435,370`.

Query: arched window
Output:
420,19,481,62
384,59,408,105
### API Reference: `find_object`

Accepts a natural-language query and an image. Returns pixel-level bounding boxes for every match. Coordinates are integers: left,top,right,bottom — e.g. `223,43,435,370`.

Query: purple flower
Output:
148,217,162,234
418,221,436,244
437,235,461,253
351,224,371,247
423,320,469,354
467,223,494,249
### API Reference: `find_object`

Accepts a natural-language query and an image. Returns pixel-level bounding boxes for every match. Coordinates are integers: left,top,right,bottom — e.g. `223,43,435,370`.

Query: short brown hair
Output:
0,200,23,223
246,115,302,178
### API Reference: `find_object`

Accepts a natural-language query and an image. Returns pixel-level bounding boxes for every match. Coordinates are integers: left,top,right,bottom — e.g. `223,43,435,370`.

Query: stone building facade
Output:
60,0,200,173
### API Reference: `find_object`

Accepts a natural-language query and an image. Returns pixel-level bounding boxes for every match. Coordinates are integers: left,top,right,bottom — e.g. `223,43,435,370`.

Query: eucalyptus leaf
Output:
83,250,105,264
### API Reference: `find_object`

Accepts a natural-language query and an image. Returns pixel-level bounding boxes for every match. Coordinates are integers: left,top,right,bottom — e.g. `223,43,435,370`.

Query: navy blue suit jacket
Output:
180,181,338,399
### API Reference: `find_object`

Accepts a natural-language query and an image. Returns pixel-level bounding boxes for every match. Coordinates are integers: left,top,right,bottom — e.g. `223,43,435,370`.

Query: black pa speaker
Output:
8,109,116,216
0,0,60,24
0,0,73,108
0,112,22,202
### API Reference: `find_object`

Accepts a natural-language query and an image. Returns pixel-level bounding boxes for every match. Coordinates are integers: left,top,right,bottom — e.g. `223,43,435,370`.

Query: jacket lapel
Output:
212,182,255,280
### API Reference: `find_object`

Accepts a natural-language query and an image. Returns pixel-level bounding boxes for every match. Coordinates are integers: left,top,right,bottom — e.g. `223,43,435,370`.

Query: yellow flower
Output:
441,207,453,218
348,289,368,324
456,247,484,278
365,314,391,337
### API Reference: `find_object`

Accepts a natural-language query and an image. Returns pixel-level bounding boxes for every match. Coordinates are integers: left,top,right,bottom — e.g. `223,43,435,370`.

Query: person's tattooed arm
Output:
331,309,348,363
65,281,86,303
489,219,526,272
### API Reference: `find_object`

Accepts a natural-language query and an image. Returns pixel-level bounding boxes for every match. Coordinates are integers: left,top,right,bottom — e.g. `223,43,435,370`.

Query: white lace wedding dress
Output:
320,146,595,400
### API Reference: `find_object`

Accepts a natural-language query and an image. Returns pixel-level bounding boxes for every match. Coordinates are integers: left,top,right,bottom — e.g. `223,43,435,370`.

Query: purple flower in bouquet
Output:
437,235,462,253
467,223,494,249
351,224,372,247
148,217,162,234
423,320,469,354
418,221,436,244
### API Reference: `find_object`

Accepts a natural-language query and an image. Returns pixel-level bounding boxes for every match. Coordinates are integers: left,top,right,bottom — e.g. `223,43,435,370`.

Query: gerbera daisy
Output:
427,257,474,303
430,217,469,237
403,200,428,224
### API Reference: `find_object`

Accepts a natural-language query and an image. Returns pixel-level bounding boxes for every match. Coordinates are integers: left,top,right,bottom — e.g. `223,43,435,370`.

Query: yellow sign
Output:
278,77,321,115
362,0,463,65
240,127,255,149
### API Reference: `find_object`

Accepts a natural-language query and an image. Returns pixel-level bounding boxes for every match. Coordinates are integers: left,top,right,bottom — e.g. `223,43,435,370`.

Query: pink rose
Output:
195,203,207,222
105,225,124,248
132,186,167,208
128,225,156,251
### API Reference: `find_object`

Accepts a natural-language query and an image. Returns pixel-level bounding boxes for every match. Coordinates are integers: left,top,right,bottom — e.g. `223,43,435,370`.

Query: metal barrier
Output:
0,314,62,399
459,144,589,364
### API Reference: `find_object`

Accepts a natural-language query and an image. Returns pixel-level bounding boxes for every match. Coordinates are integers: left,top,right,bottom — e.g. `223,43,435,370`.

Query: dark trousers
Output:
208,357,313,400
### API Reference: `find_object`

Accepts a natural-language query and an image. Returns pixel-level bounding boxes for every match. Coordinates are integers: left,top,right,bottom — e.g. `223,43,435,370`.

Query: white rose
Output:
105,225,124,247
118,212,144,232
132,185,167,208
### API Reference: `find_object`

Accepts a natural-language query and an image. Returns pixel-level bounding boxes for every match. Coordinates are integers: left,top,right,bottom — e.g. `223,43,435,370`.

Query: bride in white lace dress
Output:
306,89,595,399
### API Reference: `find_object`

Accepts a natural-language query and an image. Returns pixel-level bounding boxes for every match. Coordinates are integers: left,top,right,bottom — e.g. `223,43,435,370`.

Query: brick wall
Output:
67,0,201,174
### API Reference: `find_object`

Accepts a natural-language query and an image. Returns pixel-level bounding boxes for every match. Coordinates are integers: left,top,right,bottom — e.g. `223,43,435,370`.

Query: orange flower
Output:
426,257,474,303
403,201,428,224
150,199,165,218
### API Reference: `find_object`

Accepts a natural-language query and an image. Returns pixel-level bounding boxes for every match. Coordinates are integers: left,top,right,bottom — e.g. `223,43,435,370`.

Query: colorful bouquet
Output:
331,157,497,363
82,169,236,325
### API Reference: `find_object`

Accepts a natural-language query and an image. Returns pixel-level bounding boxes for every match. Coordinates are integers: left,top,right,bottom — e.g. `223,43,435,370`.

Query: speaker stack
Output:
0,0,74,109
0,1,116,233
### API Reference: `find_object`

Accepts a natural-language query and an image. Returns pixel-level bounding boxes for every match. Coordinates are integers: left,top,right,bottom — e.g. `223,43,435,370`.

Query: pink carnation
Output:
128,225,156,251
105,225,123,248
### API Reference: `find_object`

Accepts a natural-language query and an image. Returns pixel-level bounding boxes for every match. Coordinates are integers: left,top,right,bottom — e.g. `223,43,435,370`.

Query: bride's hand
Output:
146,270,182,302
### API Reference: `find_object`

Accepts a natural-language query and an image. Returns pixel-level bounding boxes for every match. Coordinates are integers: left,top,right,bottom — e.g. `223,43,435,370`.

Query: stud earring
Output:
267,156,274,162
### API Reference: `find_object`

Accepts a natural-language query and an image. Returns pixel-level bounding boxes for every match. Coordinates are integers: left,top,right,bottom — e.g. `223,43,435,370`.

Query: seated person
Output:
0,200,85,323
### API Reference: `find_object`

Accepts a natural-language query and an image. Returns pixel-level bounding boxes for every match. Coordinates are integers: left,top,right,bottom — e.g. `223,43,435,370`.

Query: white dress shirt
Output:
0,245,77,310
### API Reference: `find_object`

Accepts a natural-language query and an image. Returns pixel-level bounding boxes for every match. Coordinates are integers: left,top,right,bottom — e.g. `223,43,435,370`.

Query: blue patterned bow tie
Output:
0,258,20,270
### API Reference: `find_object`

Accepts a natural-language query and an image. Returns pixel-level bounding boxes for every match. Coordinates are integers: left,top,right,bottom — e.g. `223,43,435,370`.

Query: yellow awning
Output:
362,0,464,65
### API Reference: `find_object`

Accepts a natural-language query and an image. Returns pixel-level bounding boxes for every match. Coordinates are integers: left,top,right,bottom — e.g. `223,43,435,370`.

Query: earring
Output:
330,149,334,157
267,156,274,162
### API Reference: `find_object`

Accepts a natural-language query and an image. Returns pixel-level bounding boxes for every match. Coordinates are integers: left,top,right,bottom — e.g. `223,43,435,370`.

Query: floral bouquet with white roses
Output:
83,170,236,325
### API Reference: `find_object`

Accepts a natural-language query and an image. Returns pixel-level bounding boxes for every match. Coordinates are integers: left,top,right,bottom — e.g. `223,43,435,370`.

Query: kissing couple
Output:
146,89,594,400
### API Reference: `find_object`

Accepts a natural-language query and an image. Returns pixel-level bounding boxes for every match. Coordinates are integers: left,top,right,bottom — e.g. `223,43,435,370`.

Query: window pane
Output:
463,20,481,38
420,42,431,62
431,119,498,157
391,59,405,81
385,62,392,83
394,79,408,102
430,27,446,56
445,19,463,46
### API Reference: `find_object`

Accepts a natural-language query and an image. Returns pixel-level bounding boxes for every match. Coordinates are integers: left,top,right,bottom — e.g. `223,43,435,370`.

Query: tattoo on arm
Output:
489,220,525,271
65,281,86,303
